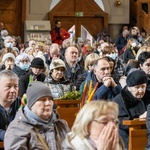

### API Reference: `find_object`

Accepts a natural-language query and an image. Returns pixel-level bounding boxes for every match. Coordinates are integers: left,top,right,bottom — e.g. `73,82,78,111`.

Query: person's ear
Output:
139,64,143,69
128,86,131,92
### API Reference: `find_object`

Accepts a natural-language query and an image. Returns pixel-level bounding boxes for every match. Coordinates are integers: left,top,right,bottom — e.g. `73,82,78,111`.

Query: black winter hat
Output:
30,57,44,68
27,81,53,109
126,69,147,87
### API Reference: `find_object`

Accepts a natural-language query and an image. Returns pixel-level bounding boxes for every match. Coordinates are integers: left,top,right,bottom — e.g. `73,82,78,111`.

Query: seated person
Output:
19,57,46,98
138,51,150,108
44,59,71,99
146,104,150,149
0,53,15,71
85,58,121,100
113,69,147,149
63,100,125,150
4,81,70,149
12,53,31,78
0,70,20,141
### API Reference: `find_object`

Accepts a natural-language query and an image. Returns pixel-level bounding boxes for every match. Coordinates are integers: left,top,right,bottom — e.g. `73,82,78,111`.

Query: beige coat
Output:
4,108,70,150
62,132,125,150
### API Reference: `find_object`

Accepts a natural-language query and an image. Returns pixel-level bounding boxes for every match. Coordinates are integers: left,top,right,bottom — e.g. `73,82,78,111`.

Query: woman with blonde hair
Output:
136,46,150,60
63,101,125,150
77,53,99,91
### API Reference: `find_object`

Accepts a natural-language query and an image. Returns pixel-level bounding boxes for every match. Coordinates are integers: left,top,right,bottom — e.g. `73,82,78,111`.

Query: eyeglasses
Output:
93,118,119,126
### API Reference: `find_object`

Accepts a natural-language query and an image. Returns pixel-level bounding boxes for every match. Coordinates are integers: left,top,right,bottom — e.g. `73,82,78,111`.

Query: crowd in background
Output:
0,20,150,149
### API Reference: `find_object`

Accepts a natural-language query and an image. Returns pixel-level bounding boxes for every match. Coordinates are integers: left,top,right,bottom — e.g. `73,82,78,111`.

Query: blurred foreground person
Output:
63,101,125,150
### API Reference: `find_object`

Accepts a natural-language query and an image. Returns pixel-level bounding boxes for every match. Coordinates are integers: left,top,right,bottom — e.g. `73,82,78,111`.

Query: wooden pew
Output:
0,142,4,150
54,100,80,129
123,119,147,150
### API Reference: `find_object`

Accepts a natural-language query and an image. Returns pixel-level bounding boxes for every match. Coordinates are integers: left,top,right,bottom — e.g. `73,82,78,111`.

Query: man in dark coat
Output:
0,70,20,141
85,58,121,100
138,51,150,108
64,46,85,91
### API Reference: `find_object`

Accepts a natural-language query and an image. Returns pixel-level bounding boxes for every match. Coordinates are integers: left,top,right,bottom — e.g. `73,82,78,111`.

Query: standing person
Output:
113,69,147,149
51,20,70,46
97,28,111,43
4,81,69,150
63,101,125,150
0,70,20,141
115,29,129,55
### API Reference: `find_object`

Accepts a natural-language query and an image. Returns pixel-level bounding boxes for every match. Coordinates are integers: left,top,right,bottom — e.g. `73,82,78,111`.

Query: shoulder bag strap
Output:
34,128,50,150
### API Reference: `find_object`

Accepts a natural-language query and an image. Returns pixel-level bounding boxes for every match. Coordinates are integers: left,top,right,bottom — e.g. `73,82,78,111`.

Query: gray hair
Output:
0,70,19,82
15,53,30,66
50,43,60,53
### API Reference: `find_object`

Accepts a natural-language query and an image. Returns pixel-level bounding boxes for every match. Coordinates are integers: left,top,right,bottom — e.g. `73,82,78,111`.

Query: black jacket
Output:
113,86,146,148
146,104,150,149
19,70,46,98
12,65,27,78
64,61,85,90
0,98,20,141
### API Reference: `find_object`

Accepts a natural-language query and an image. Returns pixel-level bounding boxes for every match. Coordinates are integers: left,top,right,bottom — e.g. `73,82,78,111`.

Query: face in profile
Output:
31,96,54,120
140,58,150,75
128,83,147,99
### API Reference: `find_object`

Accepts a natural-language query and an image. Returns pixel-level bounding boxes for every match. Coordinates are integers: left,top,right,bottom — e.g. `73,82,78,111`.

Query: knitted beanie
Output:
30,57,44,68
27,81,53,109
2,53,15,63
126,69,147,87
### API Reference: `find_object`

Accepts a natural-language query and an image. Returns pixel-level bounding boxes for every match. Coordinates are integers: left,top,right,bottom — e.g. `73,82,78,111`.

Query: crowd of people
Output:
0,20,150,149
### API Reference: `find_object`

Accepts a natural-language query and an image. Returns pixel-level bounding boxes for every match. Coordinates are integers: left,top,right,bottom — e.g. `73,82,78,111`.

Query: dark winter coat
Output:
19,70,46,98
85,71,122,100
12,64,27,78
64,61,85,90
0,98,20,141
113,86,146,148
4,107,69,150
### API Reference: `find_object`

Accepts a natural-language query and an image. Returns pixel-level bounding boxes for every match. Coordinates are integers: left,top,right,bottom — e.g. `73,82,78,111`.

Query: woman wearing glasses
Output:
62,101,125,150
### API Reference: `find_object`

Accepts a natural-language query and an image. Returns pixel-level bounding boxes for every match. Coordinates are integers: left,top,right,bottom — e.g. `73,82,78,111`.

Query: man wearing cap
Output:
4,81,69,150
19,57,46,98
44,58,71,99
113,69,147,149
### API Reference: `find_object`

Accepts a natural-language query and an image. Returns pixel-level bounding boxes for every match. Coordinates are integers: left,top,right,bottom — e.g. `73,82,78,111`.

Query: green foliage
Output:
61,91,81,100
